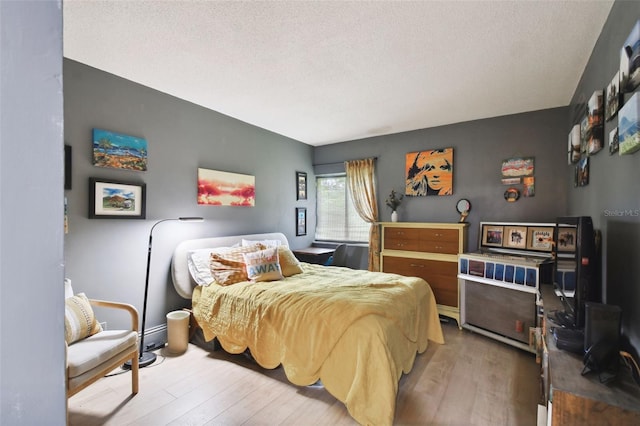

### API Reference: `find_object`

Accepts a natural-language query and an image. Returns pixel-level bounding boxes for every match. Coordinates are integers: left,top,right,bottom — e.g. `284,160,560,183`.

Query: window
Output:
315,174,370,243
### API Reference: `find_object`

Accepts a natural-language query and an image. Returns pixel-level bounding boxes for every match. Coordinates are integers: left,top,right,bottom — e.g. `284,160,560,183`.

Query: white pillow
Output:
241,238,283,248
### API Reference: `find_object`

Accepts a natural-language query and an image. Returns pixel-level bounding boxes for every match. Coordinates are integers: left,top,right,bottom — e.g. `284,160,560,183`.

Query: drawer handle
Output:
435,245,443,250
409,263,424,268
395,243,404,248
435,233,443,237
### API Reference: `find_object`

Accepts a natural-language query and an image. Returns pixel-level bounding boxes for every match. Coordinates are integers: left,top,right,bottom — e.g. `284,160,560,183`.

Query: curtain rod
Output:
312,156,378,167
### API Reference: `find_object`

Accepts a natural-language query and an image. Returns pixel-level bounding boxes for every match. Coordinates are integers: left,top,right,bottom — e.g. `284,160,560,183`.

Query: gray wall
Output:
1,1,66,424
568,0,640,358
64,60,314,343
314,107,570,252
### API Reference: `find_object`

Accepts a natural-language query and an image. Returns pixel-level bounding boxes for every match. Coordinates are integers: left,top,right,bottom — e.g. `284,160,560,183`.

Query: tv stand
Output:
540,284,640,424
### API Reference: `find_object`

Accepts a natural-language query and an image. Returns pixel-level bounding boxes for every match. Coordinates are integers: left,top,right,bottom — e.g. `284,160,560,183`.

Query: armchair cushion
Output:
65,293,102,344
67,329,138,379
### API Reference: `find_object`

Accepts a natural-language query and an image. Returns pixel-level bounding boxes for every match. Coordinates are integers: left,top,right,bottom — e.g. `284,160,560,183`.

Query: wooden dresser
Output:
380,222,468,326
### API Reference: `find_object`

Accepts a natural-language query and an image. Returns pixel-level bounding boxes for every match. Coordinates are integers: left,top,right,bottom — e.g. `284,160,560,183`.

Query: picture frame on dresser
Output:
503,226,527,249
481,224,504,247
526,226,554,252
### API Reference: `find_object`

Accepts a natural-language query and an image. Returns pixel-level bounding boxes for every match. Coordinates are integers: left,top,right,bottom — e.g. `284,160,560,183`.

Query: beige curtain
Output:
345,158,380,271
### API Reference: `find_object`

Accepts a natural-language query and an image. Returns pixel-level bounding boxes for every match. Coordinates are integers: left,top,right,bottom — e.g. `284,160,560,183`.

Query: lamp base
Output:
123,351,157,370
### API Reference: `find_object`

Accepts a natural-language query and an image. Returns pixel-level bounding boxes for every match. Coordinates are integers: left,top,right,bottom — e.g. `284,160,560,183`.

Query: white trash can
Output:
166,310,190,354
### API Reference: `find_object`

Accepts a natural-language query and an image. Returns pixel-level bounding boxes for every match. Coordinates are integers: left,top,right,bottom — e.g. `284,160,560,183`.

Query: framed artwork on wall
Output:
296,207,307,236
89,178,146,219
92,128,148,171
618,92,640,155
619,19,640,93
609,127,619,155
64,145,72,190
605,71,621,121
501,157,534,178
197,167,255,206
296,171,307,200
568,124,581,164
405,148,453,196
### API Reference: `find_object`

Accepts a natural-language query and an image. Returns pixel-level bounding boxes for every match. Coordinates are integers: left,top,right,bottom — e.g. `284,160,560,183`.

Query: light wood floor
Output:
68,321,540,425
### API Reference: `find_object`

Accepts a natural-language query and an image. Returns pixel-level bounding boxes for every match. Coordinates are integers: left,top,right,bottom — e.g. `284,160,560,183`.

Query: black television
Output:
553,216,600,330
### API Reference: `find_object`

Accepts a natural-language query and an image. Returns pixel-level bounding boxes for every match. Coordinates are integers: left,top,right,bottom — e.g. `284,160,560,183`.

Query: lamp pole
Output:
124,217,203,369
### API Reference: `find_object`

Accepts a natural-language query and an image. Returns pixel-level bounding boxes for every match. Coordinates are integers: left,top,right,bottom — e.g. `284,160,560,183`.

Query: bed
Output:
171,232,444,426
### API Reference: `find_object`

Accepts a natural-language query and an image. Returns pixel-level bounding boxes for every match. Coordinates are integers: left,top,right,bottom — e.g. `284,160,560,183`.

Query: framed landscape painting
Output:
92,128,148,171
197,168,255,206
89,178,146,219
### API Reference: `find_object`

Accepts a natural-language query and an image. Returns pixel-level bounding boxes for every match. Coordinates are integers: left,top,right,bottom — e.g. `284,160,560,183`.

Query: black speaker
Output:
582,302,621,382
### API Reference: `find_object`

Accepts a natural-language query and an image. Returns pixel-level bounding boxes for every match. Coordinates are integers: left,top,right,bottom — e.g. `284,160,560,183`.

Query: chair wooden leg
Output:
131,352,139,395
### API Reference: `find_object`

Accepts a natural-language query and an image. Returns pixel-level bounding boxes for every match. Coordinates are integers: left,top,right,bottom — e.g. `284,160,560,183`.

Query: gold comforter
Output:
192,263,444,425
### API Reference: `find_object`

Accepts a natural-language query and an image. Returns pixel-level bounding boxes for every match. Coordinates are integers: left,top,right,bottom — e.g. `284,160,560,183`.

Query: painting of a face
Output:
405,148,453,196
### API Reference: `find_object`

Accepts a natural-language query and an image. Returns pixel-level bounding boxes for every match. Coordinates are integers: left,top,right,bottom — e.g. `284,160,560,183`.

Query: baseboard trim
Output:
142,324,167,351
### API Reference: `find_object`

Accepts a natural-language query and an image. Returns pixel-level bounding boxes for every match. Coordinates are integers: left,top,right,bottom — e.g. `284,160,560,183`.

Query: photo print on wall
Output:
620,19,640,93
618,92,640,155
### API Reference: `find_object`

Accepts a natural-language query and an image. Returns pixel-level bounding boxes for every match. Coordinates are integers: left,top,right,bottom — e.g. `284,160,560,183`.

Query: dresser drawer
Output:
384,227,460,254
382,256,458,307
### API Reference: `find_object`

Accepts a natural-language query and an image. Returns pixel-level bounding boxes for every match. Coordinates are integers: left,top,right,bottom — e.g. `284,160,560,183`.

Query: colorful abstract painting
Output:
197,168,255,206
405,148,453,196
92,128,148,171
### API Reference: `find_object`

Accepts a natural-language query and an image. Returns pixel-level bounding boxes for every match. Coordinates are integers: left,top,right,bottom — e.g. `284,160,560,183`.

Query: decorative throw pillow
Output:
209,244,265,286
241,238,282,248
243,247,284,282
277,245,304,277
65,293,102,345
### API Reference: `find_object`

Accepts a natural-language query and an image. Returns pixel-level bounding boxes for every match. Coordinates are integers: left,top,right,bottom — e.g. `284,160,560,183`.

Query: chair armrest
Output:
89,299,139,332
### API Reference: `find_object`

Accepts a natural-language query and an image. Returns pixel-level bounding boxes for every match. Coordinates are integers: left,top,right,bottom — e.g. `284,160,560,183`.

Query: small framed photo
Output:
296,207,307,236
557,228,577,252
296,171,307,200
527,227,554,252
481,225,504,247
503,226,527,249
89,178,146,219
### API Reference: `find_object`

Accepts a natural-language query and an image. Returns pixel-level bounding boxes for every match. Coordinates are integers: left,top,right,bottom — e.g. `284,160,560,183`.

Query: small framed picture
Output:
527,227,554,252
503,226,527,249
296,207,307,236
557,228,577,252
481,225,504,247
296,171,307,200
89,178,146,219
64,145,72,190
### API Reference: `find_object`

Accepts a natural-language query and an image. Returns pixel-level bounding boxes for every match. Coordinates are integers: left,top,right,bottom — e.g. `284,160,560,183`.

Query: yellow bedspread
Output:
192,263,444,425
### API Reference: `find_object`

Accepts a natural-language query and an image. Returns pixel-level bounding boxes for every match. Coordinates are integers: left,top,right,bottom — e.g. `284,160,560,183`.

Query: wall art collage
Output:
568,19,640,187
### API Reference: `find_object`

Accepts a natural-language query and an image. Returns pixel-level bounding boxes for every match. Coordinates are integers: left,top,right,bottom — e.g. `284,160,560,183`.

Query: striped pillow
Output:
65,293,102,344
210,244,265,285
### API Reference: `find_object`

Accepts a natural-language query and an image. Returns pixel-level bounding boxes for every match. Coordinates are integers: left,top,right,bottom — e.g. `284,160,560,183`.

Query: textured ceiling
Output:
63,1,614,146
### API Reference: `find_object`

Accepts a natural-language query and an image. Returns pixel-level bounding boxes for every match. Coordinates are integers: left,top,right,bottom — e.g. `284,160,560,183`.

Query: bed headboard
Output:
170,232,289,299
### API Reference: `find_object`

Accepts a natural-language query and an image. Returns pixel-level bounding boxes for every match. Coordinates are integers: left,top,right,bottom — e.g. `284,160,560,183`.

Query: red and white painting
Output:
197,168,255,206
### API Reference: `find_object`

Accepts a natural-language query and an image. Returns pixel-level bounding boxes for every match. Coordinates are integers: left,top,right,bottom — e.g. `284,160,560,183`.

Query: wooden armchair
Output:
66,299,139,398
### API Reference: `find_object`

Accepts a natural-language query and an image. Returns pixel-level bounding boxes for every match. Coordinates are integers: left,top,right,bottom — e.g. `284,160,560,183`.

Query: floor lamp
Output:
124,216,203,369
